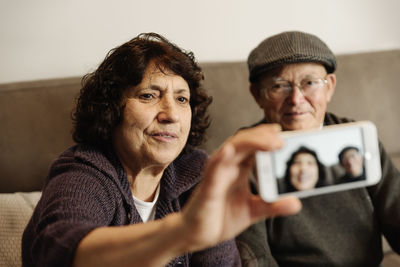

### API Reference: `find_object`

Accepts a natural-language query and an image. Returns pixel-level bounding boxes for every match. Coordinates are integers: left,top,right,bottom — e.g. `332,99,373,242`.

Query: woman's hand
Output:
73,124,301,267
181,124,302,251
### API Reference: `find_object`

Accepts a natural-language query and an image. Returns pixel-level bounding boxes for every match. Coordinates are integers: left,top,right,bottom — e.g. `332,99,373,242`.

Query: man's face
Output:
341,149,364,177
250,63,336,131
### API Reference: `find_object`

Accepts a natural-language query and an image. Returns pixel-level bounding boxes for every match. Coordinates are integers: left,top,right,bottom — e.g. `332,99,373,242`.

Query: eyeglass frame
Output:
259,75,329,101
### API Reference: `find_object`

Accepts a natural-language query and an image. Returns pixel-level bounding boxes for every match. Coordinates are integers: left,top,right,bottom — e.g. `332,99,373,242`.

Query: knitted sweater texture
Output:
22,144,241,267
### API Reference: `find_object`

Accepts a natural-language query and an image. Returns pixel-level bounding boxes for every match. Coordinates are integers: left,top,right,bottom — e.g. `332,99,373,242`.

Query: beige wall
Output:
1,0,399,84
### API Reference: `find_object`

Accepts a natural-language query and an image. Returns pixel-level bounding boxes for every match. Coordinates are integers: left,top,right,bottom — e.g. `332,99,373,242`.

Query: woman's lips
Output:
150,131,178,142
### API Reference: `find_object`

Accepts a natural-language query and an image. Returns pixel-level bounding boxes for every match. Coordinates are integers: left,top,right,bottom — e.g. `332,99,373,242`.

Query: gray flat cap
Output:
248,31,337,82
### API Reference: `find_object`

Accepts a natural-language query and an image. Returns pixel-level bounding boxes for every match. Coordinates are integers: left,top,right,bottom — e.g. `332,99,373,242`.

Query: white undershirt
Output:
132,184,160,222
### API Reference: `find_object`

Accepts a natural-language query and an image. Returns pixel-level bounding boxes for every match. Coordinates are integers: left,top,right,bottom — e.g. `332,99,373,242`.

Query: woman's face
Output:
112,62,192,174
289,152,319,191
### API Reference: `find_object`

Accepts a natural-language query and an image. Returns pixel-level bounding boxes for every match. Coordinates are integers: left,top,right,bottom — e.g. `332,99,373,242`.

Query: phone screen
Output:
273,127,366,194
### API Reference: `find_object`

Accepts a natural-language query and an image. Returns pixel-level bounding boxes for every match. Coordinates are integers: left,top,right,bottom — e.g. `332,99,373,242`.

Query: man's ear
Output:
250,83,264,108
325,73,336,103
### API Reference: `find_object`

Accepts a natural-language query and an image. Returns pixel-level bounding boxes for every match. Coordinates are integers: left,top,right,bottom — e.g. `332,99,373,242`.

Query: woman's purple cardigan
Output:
22,144,241,267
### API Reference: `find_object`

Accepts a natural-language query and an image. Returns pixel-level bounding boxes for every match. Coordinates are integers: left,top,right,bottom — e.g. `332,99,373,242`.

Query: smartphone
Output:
255,121,382,202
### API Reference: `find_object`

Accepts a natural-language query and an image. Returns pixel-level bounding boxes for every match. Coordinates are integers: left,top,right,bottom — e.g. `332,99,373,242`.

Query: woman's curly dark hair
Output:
72,33,212,151
281,146,327,193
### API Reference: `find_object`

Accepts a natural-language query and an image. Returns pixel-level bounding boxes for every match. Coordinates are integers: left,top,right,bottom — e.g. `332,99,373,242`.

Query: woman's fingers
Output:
228,124,284,158
248,196,302,221
185,123,302,248
202,123,286,201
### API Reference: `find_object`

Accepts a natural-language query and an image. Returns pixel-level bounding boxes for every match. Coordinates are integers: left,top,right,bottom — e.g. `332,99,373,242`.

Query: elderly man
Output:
338,146,366,183
236,31,400,267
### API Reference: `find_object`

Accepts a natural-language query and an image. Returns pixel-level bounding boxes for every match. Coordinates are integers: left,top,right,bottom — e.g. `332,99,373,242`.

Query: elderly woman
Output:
22,33,300,267
281,146,328,193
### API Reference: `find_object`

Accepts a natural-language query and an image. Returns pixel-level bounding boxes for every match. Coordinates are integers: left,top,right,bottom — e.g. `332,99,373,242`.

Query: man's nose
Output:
286,85,305,104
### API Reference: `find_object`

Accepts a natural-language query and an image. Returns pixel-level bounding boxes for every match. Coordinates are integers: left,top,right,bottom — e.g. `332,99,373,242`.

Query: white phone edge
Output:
256,121,382,202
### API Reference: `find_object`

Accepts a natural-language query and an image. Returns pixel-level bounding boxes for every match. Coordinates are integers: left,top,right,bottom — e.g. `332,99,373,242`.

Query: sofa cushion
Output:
0,192,41,267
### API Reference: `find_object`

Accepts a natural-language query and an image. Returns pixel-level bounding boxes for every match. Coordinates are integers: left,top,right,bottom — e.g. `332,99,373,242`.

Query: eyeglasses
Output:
261,77,328,101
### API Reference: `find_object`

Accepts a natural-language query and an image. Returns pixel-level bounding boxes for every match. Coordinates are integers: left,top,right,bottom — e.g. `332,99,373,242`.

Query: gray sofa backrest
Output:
0,50,399,193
